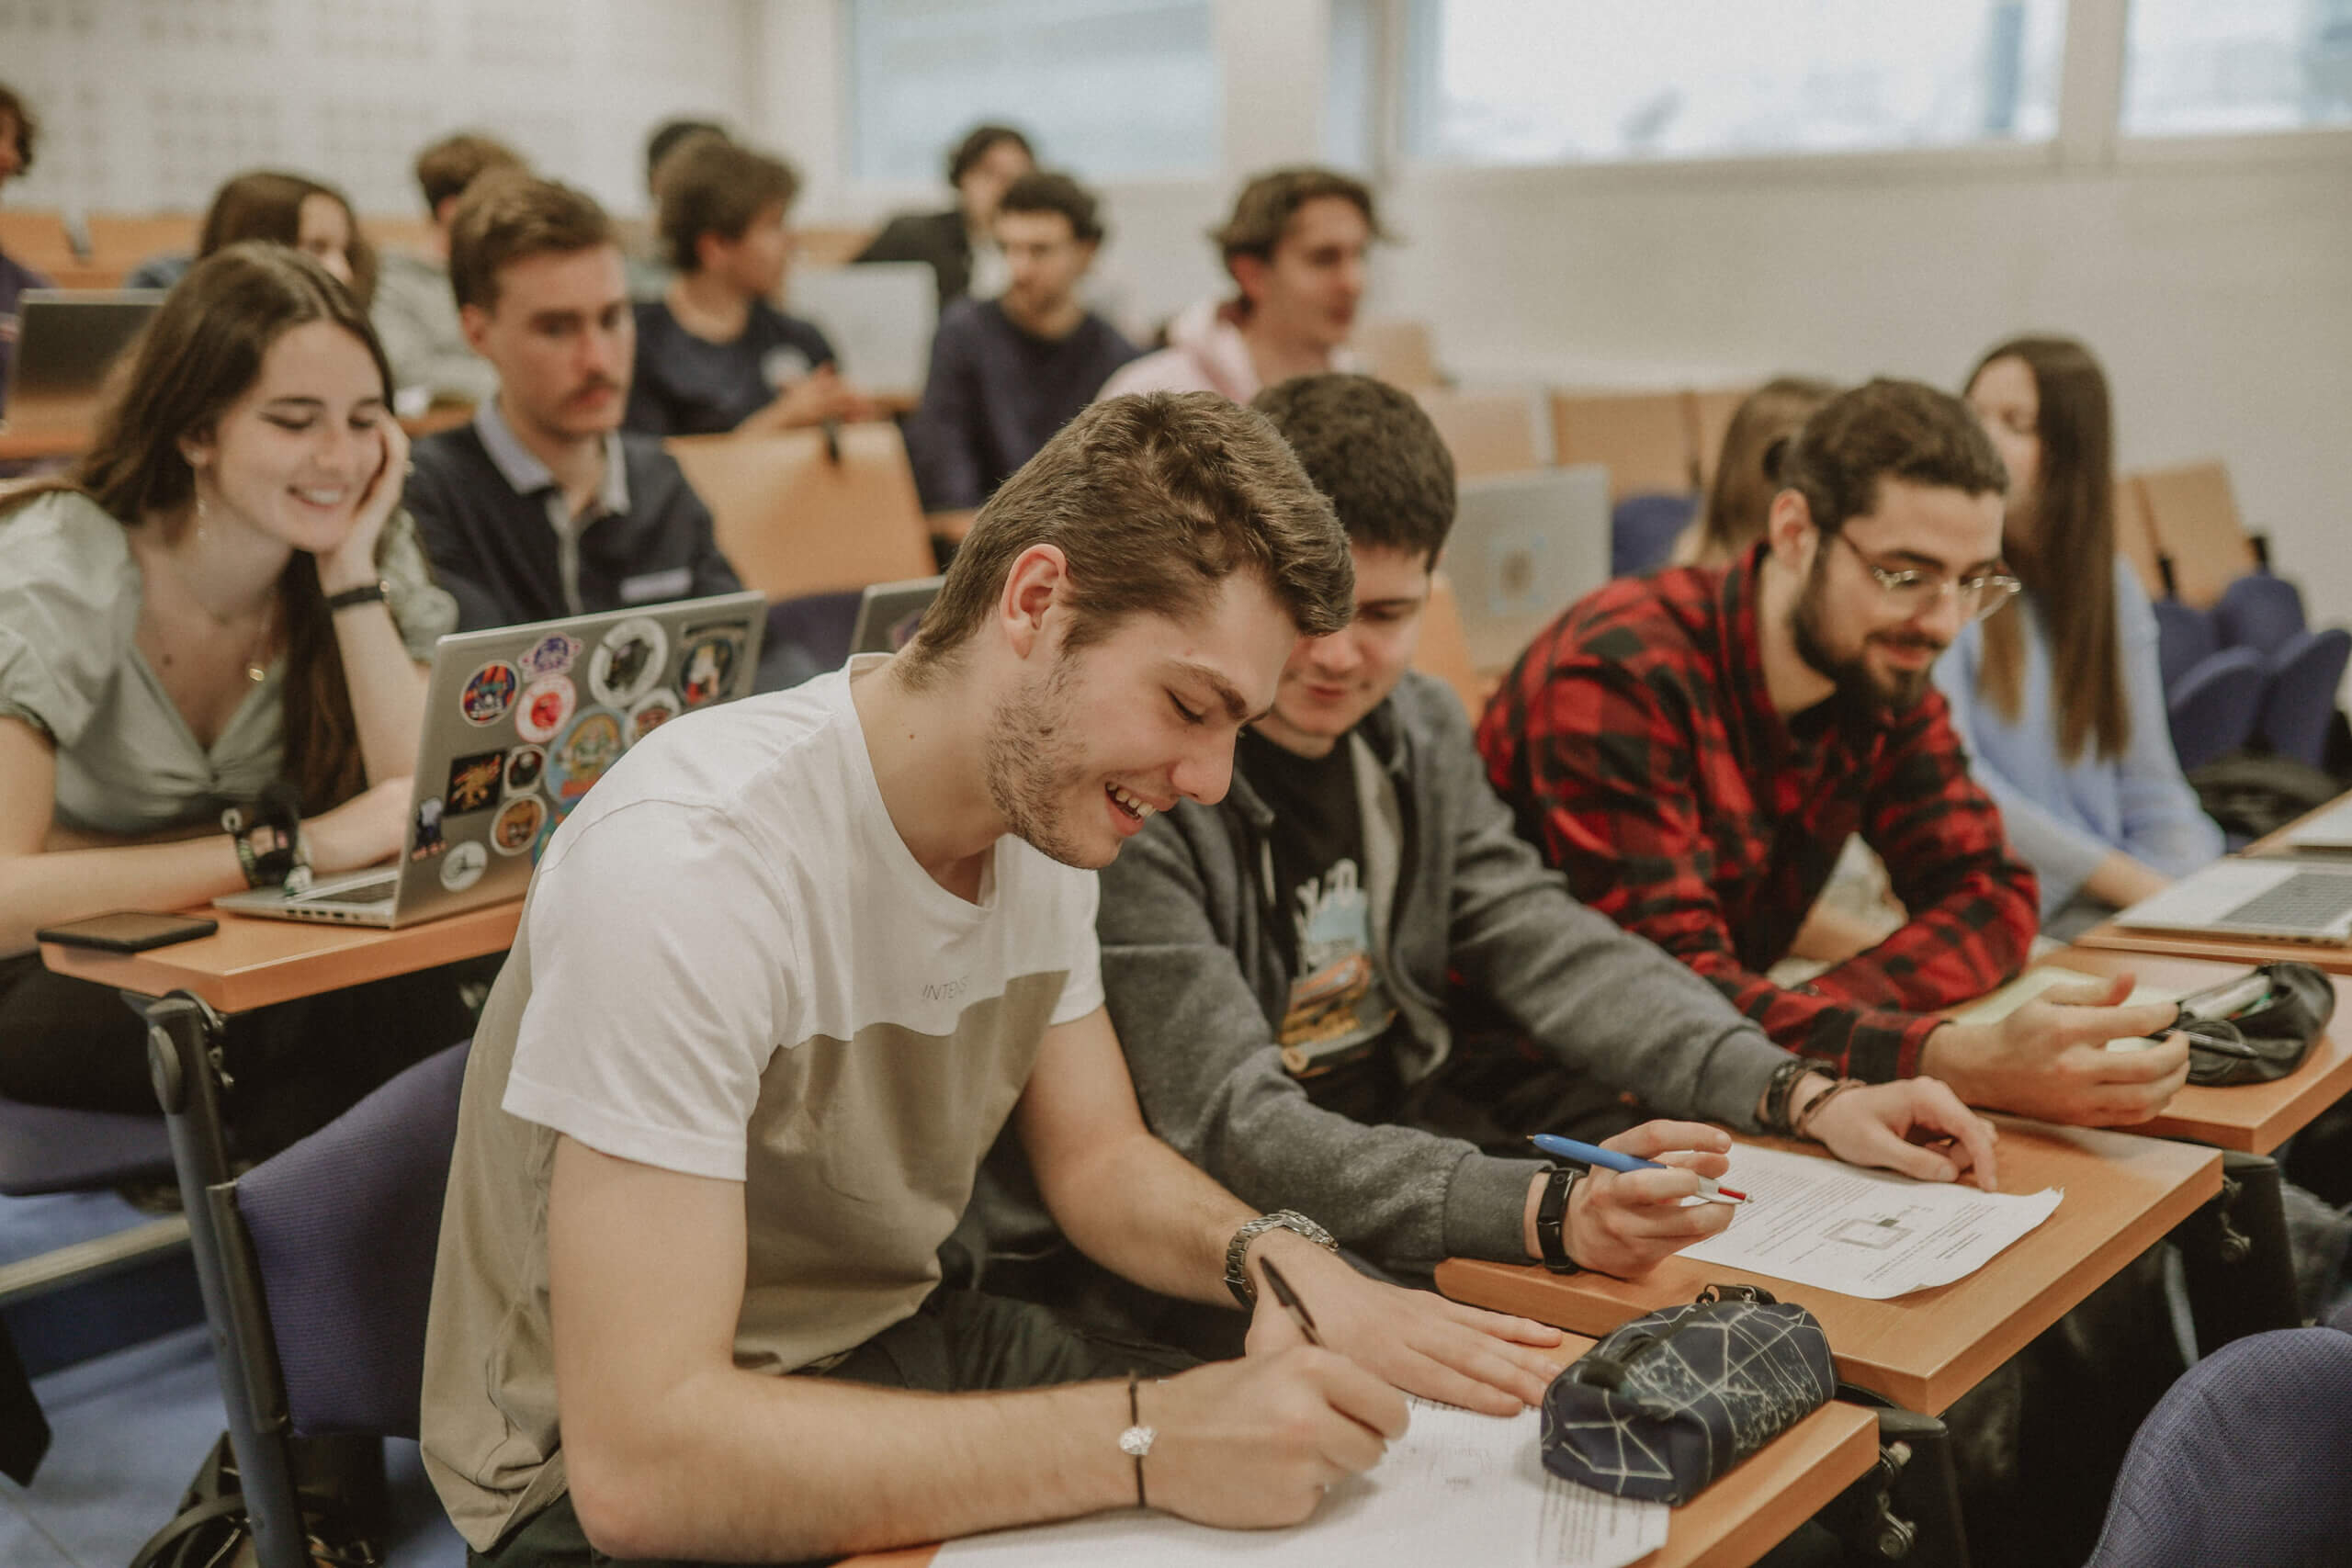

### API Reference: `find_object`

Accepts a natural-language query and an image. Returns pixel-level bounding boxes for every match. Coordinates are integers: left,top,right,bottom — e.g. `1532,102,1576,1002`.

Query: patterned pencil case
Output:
2171,962,2334,1087
1539,1283,1834,1506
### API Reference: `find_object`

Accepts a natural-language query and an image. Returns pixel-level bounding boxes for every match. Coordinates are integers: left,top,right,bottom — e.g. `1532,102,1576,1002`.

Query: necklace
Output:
153,542,277,684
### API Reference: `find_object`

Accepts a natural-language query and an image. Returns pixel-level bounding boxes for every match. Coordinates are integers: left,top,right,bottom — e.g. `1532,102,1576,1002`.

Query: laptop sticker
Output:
439,840,488,892
519,633,582,680
680,628,743,709
627,688,680,745
409,797,447,861
444,750,506,816
514,674,578,745
492,795,547,856
589,617,667,708
550,710,625,801
503,744,546,796
460,660,519,726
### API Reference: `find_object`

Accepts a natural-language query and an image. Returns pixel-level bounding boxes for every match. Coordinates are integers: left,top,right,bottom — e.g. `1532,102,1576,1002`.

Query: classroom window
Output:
1400,0,2066,166
2121,0,2352,137
847,0,1218,183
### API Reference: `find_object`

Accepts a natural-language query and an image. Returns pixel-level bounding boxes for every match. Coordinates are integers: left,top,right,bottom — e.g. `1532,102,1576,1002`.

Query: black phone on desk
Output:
36,911,220,952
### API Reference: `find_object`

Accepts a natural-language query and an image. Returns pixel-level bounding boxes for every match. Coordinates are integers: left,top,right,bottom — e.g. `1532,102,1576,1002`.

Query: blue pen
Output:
1531,1134,1748,1204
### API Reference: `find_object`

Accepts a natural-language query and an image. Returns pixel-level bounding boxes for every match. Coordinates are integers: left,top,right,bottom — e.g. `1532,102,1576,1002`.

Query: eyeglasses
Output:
1830,532,2021,622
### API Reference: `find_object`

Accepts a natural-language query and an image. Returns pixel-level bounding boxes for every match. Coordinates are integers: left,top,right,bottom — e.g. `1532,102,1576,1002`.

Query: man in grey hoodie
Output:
1089,374,1996,1305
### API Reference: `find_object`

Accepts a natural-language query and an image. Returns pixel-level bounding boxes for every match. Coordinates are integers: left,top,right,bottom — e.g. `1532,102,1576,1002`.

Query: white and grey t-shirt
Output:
421,656,1102,1550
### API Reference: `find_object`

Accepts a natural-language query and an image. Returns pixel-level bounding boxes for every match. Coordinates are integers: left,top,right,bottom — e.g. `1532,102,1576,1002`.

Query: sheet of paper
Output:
933,1398,1668,1568
1678,1144,2062,1300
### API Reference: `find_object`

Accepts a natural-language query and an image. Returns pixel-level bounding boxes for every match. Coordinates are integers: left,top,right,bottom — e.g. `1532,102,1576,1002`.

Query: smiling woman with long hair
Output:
0,243,469,1154
1933,334,2222,938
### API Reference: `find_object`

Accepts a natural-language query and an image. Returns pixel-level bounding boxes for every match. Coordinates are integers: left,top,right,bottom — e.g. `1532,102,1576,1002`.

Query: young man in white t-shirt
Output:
423,391,1572,1566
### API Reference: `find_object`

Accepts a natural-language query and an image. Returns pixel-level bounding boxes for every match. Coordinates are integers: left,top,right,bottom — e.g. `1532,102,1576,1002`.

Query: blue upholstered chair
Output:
2084,1325,2352,1568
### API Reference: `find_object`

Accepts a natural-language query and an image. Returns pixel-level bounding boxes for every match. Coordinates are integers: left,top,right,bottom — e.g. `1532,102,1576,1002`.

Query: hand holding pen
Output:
1524,1120,1742,1280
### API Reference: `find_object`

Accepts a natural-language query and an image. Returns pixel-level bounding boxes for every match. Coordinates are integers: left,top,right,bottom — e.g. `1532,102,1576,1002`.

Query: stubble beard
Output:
982,652,1096,869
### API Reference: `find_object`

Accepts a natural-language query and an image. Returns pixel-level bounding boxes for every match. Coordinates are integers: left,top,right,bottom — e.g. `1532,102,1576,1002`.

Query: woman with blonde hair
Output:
1675,376,1838,567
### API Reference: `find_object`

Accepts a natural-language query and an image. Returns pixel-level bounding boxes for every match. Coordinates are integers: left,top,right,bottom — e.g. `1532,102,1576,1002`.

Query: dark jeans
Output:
0,948,476,1159
476,1288,1196,1568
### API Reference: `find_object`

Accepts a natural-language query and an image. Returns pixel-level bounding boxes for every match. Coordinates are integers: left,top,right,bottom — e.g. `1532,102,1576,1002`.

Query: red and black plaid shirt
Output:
1476,545,2038,1082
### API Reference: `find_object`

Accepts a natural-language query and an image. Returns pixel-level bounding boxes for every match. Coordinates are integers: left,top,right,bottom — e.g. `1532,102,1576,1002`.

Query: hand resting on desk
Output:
1920,973,2189,1127
1805,1078,2002,1190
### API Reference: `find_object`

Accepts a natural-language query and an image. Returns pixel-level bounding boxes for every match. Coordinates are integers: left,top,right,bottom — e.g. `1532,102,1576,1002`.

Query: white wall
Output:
0,0,758,220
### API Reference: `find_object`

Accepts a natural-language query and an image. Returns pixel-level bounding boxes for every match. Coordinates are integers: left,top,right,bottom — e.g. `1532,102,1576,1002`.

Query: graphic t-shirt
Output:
1236,728,1406,1122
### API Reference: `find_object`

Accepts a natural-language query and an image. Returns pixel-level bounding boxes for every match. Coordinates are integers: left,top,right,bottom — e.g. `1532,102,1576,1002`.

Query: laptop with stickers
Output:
214,591,766,928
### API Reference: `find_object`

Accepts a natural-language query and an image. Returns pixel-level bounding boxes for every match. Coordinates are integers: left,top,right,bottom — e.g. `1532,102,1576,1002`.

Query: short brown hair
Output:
1781,378,2007,538
1213,166,1384,279
1252,374,1455,566
899,392,1354,682
997,170,1103,245
447,174,616,312
414,132,526,214
0,81,36,174
656,138,798,273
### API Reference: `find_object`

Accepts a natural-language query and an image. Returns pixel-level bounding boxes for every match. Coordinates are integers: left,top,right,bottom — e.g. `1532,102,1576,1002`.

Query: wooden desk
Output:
842,1332,1881,1568
2006,946,2352,1154
1437,1119,2219,1415
2072,917,2352,976
2,407,484,468
40,900,520,1015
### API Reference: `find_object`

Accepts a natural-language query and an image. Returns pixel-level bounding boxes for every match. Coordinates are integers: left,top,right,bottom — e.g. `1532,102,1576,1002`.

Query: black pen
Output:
1258,1257,1325,1348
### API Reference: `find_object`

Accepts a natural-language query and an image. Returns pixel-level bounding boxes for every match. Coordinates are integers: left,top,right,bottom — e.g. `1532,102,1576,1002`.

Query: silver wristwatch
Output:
1224,1210,1339,1308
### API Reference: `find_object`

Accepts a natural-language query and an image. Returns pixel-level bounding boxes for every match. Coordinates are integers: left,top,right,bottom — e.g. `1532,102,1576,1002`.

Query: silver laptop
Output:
216,592,766,927
2113,858,2352,943
2279,796,2352,852
790,262,936,400
1445,463,1612,672
848,575,944,656
3,289,164,427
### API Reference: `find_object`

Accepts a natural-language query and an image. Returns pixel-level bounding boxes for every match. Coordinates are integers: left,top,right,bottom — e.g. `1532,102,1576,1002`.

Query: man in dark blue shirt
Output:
406,174,742,632
625,137,872,437
905,171,1139,513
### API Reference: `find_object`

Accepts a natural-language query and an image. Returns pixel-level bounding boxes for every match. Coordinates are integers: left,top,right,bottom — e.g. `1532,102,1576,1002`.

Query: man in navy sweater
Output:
905,172,1138,513
405,174,742,633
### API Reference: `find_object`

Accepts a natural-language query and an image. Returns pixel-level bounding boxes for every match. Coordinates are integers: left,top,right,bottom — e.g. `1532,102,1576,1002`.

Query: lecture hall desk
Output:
2072,785,2352,974
2013,945,2352,1155
1436,1118,2218,1416
841,1330,1881,1568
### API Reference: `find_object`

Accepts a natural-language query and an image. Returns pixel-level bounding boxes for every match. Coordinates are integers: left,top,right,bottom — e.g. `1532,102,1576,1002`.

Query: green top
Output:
0,489,457,835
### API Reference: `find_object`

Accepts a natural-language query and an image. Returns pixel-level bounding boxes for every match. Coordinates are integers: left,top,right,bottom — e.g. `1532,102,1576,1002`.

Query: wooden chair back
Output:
1549,389,1694,498
83,212,201,273
797,226,879,269
1357,319,1442,390
2136,460,2259,609
666,422,934,601
0,209,79,276
1415,386,1550,479
2112,471,2168,602
1686,386,1754,491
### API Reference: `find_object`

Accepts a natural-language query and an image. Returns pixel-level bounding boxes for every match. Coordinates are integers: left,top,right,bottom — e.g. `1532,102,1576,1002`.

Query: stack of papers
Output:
933,1399,1669,1568
1679,1144,2062,1299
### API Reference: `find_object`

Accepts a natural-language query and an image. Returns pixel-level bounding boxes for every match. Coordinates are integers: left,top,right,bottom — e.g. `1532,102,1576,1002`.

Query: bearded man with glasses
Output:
1477,378,2187,1130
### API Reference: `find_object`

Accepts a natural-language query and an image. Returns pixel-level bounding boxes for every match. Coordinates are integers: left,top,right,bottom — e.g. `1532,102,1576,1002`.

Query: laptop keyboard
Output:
2220,872,2352,931
301,874,400,907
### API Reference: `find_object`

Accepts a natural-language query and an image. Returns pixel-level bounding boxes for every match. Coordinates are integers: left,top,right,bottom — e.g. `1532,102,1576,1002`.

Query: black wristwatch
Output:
324,580,390,613
1535,1165,1583,1274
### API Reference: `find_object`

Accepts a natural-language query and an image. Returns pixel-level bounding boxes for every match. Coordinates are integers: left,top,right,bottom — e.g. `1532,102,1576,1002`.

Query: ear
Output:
433,195,462,231
178,427,216,473
1765,489,1815,570
458,302,494,355
1228,254,1270,310
997,543,1070,661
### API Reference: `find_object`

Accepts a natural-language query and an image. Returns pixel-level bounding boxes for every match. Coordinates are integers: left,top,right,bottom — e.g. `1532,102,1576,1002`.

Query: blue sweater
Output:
1936,557,2222,919
904,299,1137,511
